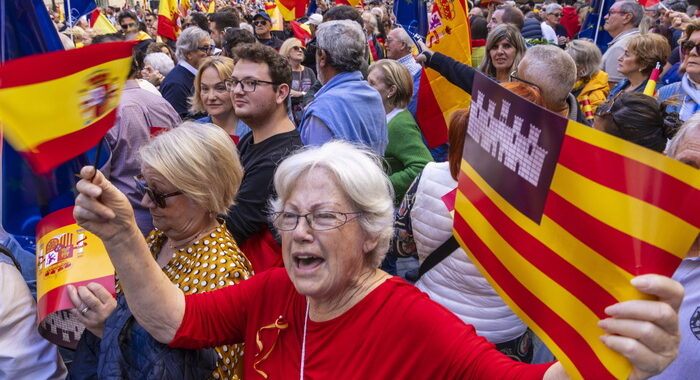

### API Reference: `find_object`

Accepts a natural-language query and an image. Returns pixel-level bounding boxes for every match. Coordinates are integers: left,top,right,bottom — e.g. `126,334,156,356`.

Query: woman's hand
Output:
598,274,682,380
544,274,682,380
68,282,117,338
73,166,138,244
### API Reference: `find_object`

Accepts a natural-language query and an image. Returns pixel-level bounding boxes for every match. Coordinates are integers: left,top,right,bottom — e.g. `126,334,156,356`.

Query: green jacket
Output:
384,109,434,205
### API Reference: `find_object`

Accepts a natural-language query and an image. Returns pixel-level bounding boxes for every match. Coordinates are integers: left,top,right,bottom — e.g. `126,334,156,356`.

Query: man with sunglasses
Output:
252,12,283,50
601,0,643,88
160,27,214,118
117,10,153,53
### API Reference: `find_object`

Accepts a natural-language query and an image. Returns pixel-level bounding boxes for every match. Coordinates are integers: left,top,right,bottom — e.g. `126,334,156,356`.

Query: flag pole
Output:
593,0,605,45
1,0,6,63
66,0,74,44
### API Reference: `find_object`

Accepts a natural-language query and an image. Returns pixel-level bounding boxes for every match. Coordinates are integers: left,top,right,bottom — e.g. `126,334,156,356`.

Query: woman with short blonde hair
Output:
607,33,671,98
279,38,316,125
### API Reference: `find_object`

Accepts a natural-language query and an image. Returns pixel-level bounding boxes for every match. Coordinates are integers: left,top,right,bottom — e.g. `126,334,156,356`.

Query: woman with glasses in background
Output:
67,122,253,380
160,27,214,119
607,33,670,99
660,19,700,129
543,3,570,46
280,38,317,125
191,56,251,142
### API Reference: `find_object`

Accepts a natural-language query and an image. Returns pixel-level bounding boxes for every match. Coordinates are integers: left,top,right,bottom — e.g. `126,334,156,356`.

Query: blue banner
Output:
394,0,428,37
63,0,97,27
578,0,613,53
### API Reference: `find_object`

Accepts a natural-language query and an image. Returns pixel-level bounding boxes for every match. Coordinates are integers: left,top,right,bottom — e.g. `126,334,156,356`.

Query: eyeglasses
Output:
225,78,279,92
271,211,364,231
291,46,304,51
253,20,268,26
550,13,562,17
681,40,700,56
509,70,543,93
607,10,629,16
197,45,215,53
133,175,183,208
121,22,136,29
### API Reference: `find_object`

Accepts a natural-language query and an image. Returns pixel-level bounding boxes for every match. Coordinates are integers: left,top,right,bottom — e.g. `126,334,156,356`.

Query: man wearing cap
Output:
252,12,283,50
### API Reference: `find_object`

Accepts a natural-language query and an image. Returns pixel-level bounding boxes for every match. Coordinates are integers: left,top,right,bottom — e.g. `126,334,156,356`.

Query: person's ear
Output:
276,83,290,105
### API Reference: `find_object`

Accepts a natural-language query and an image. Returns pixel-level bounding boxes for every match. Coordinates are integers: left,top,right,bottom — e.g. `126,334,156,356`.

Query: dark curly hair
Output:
232,43,292,101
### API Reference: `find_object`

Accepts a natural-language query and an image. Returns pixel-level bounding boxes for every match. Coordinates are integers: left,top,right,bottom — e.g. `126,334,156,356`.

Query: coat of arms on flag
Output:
454,71,700,379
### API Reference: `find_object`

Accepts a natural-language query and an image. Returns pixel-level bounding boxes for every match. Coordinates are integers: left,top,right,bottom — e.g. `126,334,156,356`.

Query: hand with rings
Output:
68,282,117,338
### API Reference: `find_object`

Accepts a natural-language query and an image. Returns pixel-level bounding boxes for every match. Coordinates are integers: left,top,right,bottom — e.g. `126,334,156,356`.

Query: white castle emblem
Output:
467,91,549,186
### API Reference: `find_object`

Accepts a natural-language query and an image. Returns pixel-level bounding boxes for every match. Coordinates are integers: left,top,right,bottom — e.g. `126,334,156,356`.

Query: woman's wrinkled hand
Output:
73,166,137,244
598,274,683,380
68,282,117,338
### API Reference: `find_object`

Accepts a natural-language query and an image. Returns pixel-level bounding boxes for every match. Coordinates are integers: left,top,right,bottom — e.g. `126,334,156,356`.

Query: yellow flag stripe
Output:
551,164,694,257
565,121,700,189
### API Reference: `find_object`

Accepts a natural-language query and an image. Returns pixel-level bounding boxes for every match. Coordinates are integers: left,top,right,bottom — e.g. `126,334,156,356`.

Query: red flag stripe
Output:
36,206,76,238
157,14,179,41
19,109,117,174
459,173,617,319
0,42,134,89
453,212,616,380
558,135,700,228
416,69,449,148
37,274,115,322
544,191,682,276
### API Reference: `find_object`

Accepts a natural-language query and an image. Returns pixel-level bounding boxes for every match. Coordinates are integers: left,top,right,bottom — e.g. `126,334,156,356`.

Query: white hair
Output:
270,141,394,268
316,20,366,73
545,3,563,14
391,27,416,54
175,27,210,61
144,52,175,77
519,45,577,106
240,22,254,34
667,113,700,158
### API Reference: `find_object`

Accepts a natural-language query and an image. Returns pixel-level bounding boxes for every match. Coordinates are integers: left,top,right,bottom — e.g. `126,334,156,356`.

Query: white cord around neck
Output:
300,301,309,380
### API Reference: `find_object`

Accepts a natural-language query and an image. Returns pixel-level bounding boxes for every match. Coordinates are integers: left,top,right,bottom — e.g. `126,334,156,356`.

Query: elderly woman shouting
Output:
68,122,252,380
73,141,682,379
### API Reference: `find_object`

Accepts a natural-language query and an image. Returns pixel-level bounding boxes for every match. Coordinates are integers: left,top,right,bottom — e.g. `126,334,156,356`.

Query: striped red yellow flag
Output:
454,72,700,379
0,42,132,174
416,0,471,148
157,0,180,40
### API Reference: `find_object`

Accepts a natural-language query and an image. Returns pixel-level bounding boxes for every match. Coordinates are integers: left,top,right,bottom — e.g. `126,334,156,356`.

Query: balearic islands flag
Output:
417,0,472,148
0,41,132,173
36,207,115,349
454,72,700,380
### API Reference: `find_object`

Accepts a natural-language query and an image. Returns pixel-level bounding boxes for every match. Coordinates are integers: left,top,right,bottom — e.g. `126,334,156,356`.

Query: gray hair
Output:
667,113,700,158
139,121,243,215
175,27,210,61
565,40,602,79
391,27,416,54
316,20,366,73
519,45,577,107
545,3,563,14
144,52,175,77
270,141,394,268
618,0,644,27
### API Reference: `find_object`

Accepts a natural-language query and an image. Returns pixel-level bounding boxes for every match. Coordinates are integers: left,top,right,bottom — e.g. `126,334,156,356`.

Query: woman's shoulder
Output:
658,81,684,100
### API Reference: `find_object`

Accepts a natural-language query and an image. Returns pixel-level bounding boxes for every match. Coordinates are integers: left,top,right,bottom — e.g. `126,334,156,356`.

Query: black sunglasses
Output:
120,22,136,29
681,40,700,56
253,20,268,26
133,175,183,208
197,45,215,52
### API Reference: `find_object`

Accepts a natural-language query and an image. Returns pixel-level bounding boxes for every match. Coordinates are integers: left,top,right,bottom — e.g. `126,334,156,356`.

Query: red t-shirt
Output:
171,268,553,379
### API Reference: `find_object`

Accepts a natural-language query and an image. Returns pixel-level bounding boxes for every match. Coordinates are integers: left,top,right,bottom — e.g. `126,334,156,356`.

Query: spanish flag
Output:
89,8,117,35
416,0,472,148
454,72,700,379
290,20,312,45
157,0,180,41
36,206,115,349
0,42,132,174
276,0,307,21
336,0,362,7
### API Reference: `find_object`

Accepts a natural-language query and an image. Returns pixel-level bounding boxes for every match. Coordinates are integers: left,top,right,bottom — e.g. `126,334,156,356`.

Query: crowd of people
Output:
2,0,700,379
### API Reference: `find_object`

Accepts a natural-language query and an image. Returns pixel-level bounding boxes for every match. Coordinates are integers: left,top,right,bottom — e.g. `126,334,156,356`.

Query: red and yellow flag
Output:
453,72,700,379
336,0,363,7
417,0,472,148
276,0,308,20
0,42,132,174
36,207,115,349
89,8,118,34
265,2,285,31
157,0,180,40
290,20,312,45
